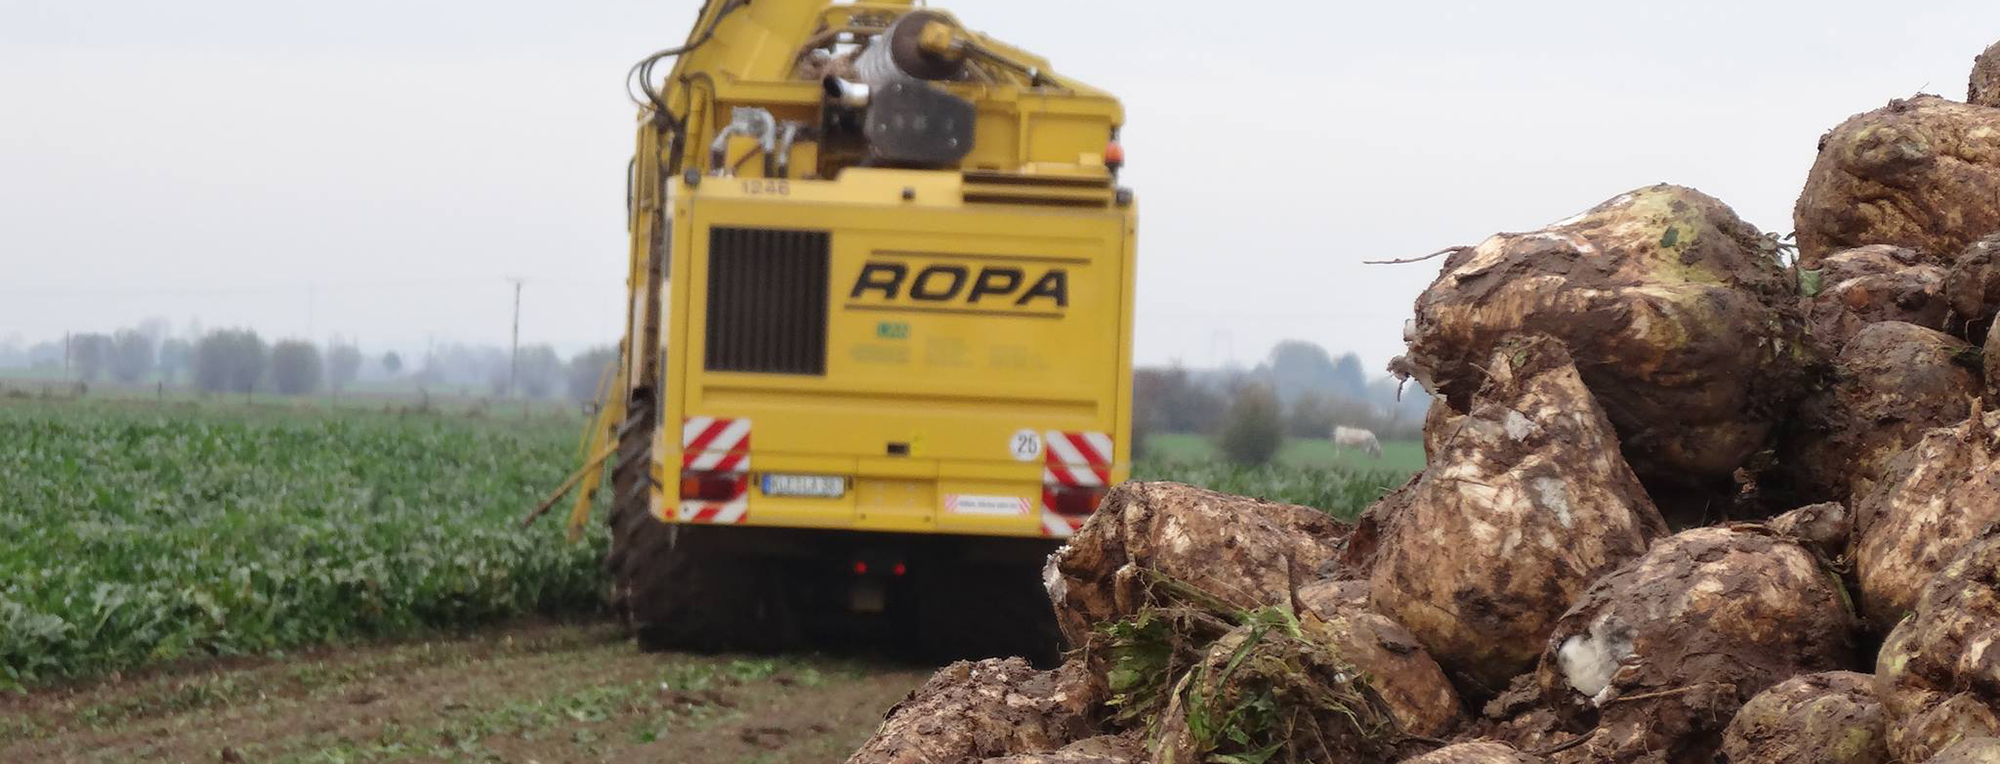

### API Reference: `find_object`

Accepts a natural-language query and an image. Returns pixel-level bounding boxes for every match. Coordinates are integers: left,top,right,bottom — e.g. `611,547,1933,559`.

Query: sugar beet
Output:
1394,184,1803,487
1372,335,1666,694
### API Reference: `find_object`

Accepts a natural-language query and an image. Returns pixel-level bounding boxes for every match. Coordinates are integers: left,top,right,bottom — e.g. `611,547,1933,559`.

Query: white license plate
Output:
761,474,845,498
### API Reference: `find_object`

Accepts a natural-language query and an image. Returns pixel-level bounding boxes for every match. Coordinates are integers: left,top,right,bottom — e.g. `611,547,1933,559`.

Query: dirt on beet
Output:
0,620,928,764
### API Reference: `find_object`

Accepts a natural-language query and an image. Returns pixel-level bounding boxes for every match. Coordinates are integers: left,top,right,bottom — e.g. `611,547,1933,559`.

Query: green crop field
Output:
0,400,1418,690
1144,432,1426,475
0,399,605,691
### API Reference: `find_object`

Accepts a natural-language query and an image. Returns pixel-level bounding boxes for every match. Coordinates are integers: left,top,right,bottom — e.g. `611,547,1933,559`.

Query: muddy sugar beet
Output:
845,657,1099,764
1795,95,2000,266
1877,532,2000,762
1799,245,1948,357
1855,410,2000,630
1495,526,1857,764
1044,482,1347,647
1148,614,1424,764
1778,320,1977,505
1370,335,1666,693
1720,671,1890,764
1393,184,1805,488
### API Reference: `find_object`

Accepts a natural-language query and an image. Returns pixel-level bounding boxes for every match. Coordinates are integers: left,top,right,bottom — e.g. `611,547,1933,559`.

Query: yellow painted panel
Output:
656,167,1134,538
854,479,936,532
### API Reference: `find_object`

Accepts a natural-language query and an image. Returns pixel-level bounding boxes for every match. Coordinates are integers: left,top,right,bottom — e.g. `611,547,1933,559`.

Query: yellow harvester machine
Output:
564,0,1137,657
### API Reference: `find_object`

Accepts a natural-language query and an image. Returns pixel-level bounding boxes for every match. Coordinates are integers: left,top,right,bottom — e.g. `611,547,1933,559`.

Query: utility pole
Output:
507,278,523,399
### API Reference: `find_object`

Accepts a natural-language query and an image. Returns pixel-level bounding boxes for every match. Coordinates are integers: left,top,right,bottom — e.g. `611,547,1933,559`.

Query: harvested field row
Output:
0,620,925,764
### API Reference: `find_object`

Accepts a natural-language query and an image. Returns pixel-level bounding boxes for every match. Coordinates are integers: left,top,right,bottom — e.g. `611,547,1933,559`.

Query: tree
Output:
1331,353,1368,401
159,338,192,384
194,329,266,395
381,351,403,376
1262,340,1368,405
566,345,617,403
71,333,111,382
1288,391,1338,439
515,344,562,399
109,329,156,384
327,343,363,393
1133,363,1226,435
1216,382,1284,466
269,340,324,396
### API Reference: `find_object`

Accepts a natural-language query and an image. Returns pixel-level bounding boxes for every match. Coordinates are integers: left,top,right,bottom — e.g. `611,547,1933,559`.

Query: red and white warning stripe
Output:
679,492,748,524
1042,430,1112,487
679,416,751,524
1040,430,1112,538
1039,488,1088,538
682,416,752,472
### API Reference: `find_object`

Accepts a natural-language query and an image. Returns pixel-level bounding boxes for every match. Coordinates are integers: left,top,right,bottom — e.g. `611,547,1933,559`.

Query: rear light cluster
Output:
1045,484,1107,517
680,471,747,502
851,561,908,576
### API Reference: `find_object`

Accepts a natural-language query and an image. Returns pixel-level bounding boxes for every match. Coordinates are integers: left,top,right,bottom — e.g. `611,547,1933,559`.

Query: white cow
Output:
1332,425,1383,459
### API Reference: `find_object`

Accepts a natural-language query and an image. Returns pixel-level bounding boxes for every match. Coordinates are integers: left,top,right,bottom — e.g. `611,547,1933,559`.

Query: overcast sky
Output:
4,1,1998,371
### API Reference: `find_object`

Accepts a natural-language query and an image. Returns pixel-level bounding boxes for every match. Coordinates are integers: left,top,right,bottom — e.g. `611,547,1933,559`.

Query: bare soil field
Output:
0,620,928,764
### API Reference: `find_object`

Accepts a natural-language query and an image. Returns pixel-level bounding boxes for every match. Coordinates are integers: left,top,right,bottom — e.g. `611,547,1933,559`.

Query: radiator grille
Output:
704,227,830,376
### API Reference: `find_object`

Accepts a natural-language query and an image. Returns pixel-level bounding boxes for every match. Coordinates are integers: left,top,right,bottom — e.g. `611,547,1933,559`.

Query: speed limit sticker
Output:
1009,429,1044,462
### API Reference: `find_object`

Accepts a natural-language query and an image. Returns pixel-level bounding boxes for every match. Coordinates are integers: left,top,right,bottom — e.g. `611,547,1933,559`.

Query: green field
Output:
0,399,604,690
1143,432,1425,474
1,400,1420,689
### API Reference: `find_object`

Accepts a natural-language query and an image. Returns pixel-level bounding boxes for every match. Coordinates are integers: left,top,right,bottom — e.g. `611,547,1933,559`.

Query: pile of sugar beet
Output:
847,42,2000,764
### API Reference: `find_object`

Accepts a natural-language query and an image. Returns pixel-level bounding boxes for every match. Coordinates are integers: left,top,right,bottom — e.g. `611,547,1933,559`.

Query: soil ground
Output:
0,620,929,764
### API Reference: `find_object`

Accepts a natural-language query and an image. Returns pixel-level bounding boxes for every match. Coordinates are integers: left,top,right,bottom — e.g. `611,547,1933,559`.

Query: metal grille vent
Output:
704,227,830,376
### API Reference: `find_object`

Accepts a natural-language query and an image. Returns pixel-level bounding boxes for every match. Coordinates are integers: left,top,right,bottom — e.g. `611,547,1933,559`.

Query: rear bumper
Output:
657,471,1109,540
662,419,1121,540
662,523,1069,568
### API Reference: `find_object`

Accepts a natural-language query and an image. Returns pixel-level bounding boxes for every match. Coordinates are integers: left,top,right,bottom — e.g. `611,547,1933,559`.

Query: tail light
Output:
680,471,747,502
1045,484,1107,517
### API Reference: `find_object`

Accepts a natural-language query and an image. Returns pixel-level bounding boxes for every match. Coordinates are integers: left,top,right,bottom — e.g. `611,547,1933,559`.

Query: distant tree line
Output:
5,322,617,404
1133,339,1430,465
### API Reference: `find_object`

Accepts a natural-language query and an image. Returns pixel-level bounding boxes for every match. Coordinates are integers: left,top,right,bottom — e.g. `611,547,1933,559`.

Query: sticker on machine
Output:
1009,429,1044,462
945,494,1033,516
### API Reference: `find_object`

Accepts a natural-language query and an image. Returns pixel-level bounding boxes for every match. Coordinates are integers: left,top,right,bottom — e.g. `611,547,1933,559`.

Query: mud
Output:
1394,184,1804,488
1720,671,1889,764
2,621,926,764
1795,96,2000,266
1371,336,1666,694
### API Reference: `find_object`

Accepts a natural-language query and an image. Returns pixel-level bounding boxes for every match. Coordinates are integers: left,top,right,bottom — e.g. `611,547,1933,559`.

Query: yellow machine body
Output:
613,0,1135,543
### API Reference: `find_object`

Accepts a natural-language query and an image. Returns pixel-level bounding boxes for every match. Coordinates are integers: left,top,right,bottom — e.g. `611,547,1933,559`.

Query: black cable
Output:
626,0,748,132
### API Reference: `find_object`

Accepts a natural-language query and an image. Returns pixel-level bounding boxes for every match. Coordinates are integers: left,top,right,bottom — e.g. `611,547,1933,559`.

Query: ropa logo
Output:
847,261,1068,313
